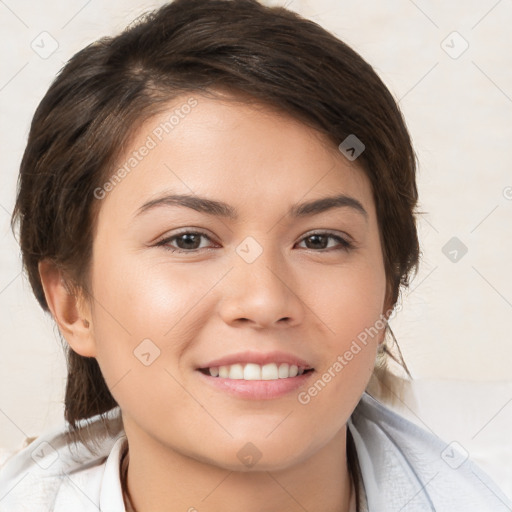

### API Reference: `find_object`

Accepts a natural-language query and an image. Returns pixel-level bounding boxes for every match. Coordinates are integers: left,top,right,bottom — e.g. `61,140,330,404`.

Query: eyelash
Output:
154,230,355,254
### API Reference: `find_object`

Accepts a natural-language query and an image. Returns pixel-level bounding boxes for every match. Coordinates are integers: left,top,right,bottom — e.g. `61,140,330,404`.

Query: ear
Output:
38,260,96,358
377,287,395,346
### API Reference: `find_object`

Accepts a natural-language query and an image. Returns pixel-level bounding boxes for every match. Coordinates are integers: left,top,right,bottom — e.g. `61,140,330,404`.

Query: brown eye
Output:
297,233,353,252
156,231,213,252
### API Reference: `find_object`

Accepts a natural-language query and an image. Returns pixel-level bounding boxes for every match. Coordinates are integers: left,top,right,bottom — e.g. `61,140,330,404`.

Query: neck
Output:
121,421,354,512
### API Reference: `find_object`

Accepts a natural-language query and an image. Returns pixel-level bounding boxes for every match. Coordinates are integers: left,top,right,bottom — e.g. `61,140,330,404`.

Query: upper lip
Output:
198,350,313,369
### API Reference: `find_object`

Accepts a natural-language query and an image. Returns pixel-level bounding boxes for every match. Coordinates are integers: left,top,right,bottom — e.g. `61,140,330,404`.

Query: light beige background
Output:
1,0,511,499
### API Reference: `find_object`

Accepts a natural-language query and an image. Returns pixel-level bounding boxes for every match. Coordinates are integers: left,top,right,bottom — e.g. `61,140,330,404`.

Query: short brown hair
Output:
11,0,420,484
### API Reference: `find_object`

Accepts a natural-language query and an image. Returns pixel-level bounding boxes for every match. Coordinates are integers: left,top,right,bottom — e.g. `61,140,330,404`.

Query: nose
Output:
218,241,305,329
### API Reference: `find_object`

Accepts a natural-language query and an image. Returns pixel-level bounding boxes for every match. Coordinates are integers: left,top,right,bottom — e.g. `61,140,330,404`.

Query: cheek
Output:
87,252,218,386
314,256,387,343
297,278,384,435
90,253,209,339
308,256,387,388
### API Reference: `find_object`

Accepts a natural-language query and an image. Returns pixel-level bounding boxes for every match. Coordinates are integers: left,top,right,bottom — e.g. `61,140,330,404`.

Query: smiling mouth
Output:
198,363,314,381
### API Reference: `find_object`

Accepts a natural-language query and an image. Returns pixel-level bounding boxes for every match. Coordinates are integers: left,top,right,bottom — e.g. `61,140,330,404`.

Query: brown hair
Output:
11,0,420,502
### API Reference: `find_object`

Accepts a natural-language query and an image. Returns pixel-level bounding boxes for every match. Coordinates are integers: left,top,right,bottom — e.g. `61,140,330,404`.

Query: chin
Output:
193,439,316,473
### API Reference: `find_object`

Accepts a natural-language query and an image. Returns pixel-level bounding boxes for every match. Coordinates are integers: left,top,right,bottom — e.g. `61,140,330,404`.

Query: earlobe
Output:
38,260,96,358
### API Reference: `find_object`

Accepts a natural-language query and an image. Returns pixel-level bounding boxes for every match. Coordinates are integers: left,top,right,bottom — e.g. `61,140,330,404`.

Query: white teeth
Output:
229,364,244,379
207,363,309,380
244,363,261,380
261,363,278,380
277,363,288,378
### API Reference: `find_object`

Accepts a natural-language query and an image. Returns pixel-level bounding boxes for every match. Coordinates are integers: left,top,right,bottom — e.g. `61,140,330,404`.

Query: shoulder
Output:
0,408,126,512
348,391,512,512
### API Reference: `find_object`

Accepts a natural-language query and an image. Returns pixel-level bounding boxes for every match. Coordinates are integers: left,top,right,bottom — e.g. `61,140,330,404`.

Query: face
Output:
85,92,389,471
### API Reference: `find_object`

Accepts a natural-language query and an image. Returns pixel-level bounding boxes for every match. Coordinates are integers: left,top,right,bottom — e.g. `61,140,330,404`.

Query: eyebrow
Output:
135,193,368,222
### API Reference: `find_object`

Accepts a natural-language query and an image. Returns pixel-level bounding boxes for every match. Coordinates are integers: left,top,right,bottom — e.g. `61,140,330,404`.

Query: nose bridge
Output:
220,235,303,327
235,234,289,298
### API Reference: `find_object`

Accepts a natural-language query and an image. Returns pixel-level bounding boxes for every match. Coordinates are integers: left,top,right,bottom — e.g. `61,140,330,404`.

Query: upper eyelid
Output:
156,228,215,243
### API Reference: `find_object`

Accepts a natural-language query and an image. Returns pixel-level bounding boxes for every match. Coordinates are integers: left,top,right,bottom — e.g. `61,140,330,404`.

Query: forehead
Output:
97,92,375,222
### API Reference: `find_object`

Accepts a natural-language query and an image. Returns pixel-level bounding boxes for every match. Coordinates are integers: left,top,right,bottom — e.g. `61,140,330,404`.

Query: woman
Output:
0,0,510,510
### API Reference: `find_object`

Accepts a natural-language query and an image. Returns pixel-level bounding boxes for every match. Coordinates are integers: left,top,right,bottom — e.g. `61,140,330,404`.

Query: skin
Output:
40,91,391,512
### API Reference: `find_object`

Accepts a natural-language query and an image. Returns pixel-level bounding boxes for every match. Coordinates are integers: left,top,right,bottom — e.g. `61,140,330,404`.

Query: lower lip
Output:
196,370,315,400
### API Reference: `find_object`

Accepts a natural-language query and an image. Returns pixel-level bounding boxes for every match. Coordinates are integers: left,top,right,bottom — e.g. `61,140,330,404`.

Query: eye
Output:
296,232,354,252
155,231,215,252
155,230,354,253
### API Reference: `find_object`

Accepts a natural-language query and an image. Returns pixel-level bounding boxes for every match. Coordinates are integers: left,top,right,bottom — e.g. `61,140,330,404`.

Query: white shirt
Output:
1,391,510,511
